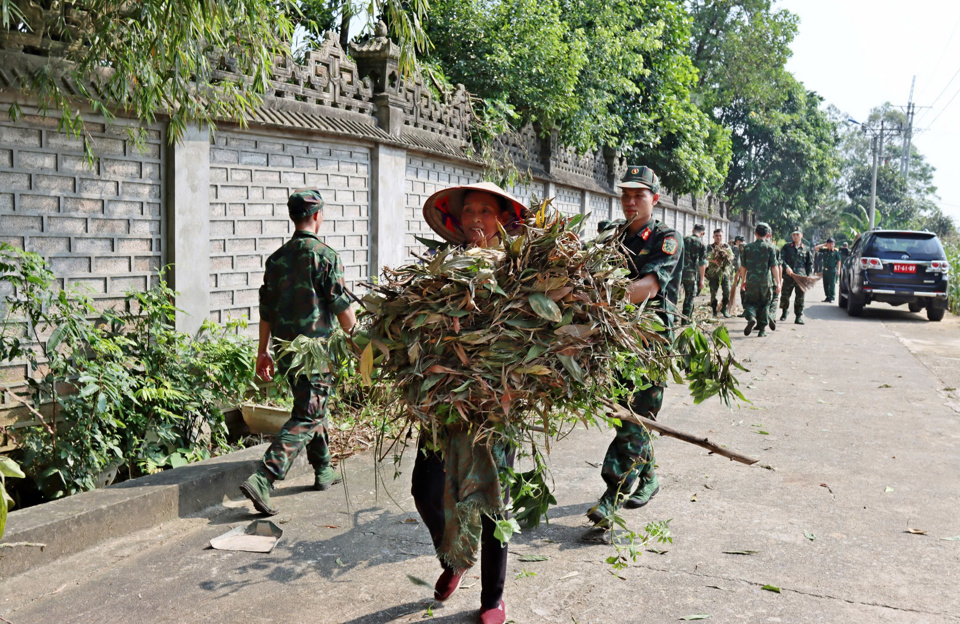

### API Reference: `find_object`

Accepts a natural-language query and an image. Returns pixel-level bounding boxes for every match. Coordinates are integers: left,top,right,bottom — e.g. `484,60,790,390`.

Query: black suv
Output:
839,230,950,321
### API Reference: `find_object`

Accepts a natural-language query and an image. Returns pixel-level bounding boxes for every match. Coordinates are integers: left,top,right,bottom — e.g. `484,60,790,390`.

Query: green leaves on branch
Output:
1,455,25,540
0,246,255,500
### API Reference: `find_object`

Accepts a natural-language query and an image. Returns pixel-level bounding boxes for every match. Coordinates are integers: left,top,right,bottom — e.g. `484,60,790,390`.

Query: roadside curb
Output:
0,442,309,580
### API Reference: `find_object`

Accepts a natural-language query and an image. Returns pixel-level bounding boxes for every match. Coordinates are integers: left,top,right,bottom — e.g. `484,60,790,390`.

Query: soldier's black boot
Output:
711,302,718,317
744,318,756,336
779,310,788,322
795,315,805,325
769,317,777,331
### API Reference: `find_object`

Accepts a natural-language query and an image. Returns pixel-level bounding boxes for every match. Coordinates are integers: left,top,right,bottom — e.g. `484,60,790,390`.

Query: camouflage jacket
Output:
819,248,842,273
259,230,353,344
781,242,813,277
732,245,742,271
603,218,684,328
681,234,706,280
741,240,778,296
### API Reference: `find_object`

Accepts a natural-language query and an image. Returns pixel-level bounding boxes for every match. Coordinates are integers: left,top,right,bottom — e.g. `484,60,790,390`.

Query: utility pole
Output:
900,76,916,178
869,130,880,231
859,117,901,231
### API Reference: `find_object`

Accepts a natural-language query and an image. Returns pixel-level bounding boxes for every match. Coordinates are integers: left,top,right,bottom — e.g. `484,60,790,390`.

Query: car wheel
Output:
847,293,865,317
908,301,923,313
838,290,848,309
927,307,945,322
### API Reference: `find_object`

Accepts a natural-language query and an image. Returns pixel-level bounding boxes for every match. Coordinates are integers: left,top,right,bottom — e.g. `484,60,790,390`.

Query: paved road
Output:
2,285,959,624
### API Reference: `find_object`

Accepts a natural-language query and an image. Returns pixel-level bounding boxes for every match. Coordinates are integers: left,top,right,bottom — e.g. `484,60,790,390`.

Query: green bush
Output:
0,243,255,499
946,239,960,316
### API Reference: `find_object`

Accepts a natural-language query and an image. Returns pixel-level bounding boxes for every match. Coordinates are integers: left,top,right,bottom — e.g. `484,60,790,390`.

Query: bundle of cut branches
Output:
705,245,735,280
354,202,669,439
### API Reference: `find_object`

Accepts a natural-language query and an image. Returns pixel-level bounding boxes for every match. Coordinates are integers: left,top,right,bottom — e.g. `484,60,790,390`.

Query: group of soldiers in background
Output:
679,221,850,336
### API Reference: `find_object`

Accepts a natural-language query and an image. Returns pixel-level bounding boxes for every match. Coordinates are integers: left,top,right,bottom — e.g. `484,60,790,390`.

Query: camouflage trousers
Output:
260,375,333,481
743,288,772,330
823,269,837,300
680,276,699,319
780,276,805,317
601,377,663,501
708,273,731,310
767,285,778,321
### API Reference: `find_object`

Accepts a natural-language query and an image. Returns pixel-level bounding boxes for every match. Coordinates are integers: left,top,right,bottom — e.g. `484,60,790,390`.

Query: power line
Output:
921,11,960,101
917,63,960,123
924,81,960,129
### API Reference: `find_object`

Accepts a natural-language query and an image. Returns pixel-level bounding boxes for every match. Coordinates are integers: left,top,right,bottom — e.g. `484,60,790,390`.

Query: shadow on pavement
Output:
198,506,429,598
337,600,475,624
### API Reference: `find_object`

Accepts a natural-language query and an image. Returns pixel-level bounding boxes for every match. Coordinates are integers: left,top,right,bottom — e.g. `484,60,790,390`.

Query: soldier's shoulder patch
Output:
662,237,679,255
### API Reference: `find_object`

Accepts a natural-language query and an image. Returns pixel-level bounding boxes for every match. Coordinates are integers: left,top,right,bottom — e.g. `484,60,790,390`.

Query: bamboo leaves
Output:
528,292,562,323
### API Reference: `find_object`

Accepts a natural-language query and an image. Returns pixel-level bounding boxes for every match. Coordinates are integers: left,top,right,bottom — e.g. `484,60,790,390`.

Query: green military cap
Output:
618,165,660,193
288,188,324,220
792,225,803,234
734,235,745,242
755,222,771,236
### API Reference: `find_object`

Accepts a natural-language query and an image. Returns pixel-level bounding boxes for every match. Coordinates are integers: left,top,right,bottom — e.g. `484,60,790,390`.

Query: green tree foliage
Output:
3,0,298,148
688,0,837,229
417,0,730,194
819,104,956,240
3,0,429,148
616,0,730,193
418,0,589,139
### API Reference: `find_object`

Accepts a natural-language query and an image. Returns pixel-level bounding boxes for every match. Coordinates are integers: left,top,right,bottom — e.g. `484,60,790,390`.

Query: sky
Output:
778,0,960,226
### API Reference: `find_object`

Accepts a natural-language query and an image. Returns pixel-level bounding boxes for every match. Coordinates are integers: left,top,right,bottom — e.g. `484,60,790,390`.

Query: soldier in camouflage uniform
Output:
764,229,782,330
731,236,745,316
680,224,706,320
587,166,683,527
240,189,357,516
815,237,842,302
731,223,780,337
779,227,814,324
732,236,745,271
706,229,734,318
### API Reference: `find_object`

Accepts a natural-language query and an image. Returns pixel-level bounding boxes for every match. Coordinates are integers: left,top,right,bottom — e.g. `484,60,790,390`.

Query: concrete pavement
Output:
2,283,959,623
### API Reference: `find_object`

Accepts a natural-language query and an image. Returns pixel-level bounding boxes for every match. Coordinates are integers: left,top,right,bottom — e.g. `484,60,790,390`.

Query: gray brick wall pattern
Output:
508,180,546,208
404,155,481,258
554,186,581,217
0,114,164,304
208,131,370,329
586,193,612,234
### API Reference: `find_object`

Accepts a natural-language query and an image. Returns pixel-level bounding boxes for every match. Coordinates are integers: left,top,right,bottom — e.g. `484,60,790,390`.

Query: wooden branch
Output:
608,404,758,466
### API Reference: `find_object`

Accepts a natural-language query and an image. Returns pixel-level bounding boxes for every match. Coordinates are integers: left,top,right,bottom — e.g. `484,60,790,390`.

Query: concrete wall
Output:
0,110,734,348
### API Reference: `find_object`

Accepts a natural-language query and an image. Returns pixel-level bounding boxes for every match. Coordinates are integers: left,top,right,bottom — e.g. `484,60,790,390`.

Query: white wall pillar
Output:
167,125,211,335
371,143,408,278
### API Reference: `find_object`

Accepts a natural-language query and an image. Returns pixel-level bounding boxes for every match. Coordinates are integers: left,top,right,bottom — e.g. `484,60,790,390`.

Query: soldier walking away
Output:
764,229,782,330
706,229,734,318
729,223,780,337
732,236,745,316
815,238,842,303
588,166,683,528
680,224,707,320
240,189,357,516
779,227,813,325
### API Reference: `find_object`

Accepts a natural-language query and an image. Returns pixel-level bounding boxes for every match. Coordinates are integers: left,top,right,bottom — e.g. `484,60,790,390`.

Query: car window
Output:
865,233,943,260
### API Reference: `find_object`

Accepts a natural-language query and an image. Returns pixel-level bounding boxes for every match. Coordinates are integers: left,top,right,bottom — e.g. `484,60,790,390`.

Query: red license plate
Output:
893,264,916,273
